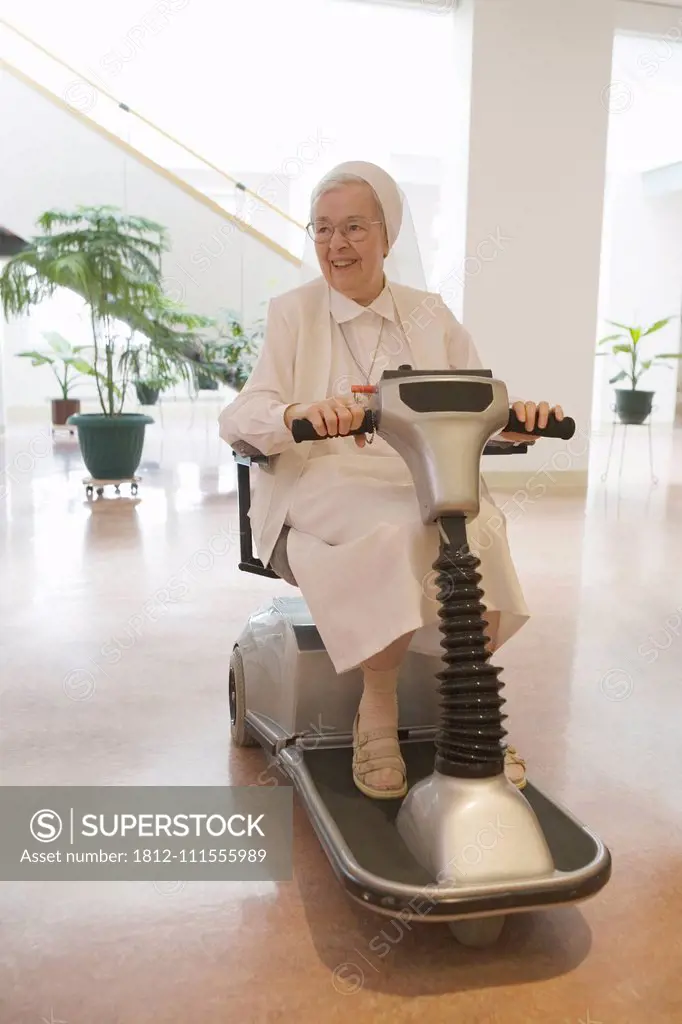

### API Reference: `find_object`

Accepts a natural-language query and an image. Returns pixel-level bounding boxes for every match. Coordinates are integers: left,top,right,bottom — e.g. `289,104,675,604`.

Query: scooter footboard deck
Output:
279,740,611,922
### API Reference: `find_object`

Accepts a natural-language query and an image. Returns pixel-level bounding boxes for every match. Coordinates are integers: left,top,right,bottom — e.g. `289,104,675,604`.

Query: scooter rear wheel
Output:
229,646,257,747
448,915,506,948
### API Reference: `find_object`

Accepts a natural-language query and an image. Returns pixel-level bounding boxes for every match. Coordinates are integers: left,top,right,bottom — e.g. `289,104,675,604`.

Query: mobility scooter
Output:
227,366,611,947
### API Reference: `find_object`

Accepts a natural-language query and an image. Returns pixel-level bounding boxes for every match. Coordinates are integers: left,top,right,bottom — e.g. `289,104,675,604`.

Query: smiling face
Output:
311,181,387,306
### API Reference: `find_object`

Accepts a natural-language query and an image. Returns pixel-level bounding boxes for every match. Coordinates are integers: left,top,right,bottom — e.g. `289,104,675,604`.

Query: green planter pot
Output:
135,382,160,406
614,389,654,425
196,372,219,391
68,413,154,479
222,368,245,390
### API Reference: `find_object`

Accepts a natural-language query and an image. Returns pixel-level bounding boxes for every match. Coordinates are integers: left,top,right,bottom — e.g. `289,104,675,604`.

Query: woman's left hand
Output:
500,401,564,444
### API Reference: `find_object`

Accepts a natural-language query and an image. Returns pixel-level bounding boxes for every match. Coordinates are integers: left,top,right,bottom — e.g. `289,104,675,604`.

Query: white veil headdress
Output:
300,160,426,291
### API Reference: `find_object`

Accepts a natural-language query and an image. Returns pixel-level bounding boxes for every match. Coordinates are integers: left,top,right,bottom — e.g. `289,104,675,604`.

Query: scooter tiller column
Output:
433,515,507,779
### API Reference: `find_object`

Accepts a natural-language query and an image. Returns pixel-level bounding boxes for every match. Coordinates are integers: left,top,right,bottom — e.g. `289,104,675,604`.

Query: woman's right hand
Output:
284,396,369,447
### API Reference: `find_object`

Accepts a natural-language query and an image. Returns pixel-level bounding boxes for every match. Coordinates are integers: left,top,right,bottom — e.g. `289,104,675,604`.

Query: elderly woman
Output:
220,161,563,800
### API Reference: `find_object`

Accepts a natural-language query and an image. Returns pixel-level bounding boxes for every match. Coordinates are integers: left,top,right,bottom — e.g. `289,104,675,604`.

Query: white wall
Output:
593,173,682,425
0,67,299,414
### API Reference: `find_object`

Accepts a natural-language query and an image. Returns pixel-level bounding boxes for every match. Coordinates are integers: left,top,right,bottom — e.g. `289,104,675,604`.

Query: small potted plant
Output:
193,342,222,392
216,309,263,391
597,316,681,424
16,330,90,426
189,309,263,392
124,342,180,406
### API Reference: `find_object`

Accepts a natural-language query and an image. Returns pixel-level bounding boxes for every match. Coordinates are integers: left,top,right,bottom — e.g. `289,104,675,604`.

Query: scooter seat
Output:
269,526,298,588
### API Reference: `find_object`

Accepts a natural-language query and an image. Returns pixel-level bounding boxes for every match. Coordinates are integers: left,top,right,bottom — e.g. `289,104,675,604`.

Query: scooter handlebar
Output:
504,409,575,439
291,408,575,443
291,410,375,443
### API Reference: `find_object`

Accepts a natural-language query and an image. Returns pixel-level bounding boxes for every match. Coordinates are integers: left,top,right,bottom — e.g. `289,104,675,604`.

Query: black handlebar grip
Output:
292,408,575,442
291,409,375,443
505,410,575,440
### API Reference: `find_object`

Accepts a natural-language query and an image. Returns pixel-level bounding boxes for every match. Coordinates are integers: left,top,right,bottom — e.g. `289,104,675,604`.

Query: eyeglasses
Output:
305,217,383,244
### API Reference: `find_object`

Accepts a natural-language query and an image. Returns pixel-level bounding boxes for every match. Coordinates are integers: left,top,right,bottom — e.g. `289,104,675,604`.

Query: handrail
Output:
0,16,307,233
0,59,302,266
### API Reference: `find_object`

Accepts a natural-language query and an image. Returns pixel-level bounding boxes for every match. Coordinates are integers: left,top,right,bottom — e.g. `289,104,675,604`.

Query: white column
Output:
451,0,616,487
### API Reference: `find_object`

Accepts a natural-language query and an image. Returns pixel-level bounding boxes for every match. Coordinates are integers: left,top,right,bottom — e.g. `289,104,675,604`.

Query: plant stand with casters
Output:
83,476,141,498
51,423,78,439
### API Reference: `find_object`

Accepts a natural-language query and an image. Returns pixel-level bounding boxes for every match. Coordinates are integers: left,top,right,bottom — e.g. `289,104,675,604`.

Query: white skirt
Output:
285,441,529,675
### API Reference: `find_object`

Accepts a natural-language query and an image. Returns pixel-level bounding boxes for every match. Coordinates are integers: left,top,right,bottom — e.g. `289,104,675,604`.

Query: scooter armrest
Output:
231,440,271,466
483,439,529,455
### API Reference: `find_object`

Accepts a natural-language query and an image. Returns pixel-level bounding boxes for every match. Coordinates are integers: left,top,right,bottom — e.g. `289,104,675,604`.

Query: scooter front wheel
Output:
448,915,506,948
229,645,257,747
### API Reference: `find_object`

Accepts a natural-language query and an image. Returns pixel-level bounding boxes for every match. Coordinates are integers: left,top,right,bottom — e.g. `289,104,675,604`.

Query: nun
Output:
219,161,563,800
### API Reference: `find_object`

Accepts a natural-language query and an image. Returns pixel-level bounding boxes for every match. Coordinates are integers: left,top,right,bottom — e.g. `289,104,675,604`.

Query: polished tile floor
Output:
1,409,681,1024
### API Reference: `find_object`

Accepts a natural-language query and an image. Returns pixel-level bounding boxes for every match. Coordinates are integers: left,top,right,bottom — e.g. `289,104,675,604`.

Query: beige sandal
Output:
352,713,408,800
504,745,527,789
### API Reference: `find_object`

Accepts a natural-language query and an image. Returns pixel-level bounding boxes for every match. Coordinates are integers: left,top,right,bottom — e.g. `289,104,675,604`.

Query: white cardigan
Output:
219,276,484,566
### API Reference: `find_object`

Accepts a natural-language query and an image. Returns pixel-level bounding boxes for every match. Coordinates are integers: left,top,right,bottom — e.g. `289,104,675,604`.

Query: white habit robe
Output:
219,276,529,674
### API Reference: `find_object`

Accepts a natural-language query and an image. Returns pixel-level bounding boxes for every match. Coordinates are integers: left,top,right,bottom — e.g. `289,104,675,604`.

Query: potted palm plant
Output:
597,316,681,424
0,206,213,479
16,330,90,426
